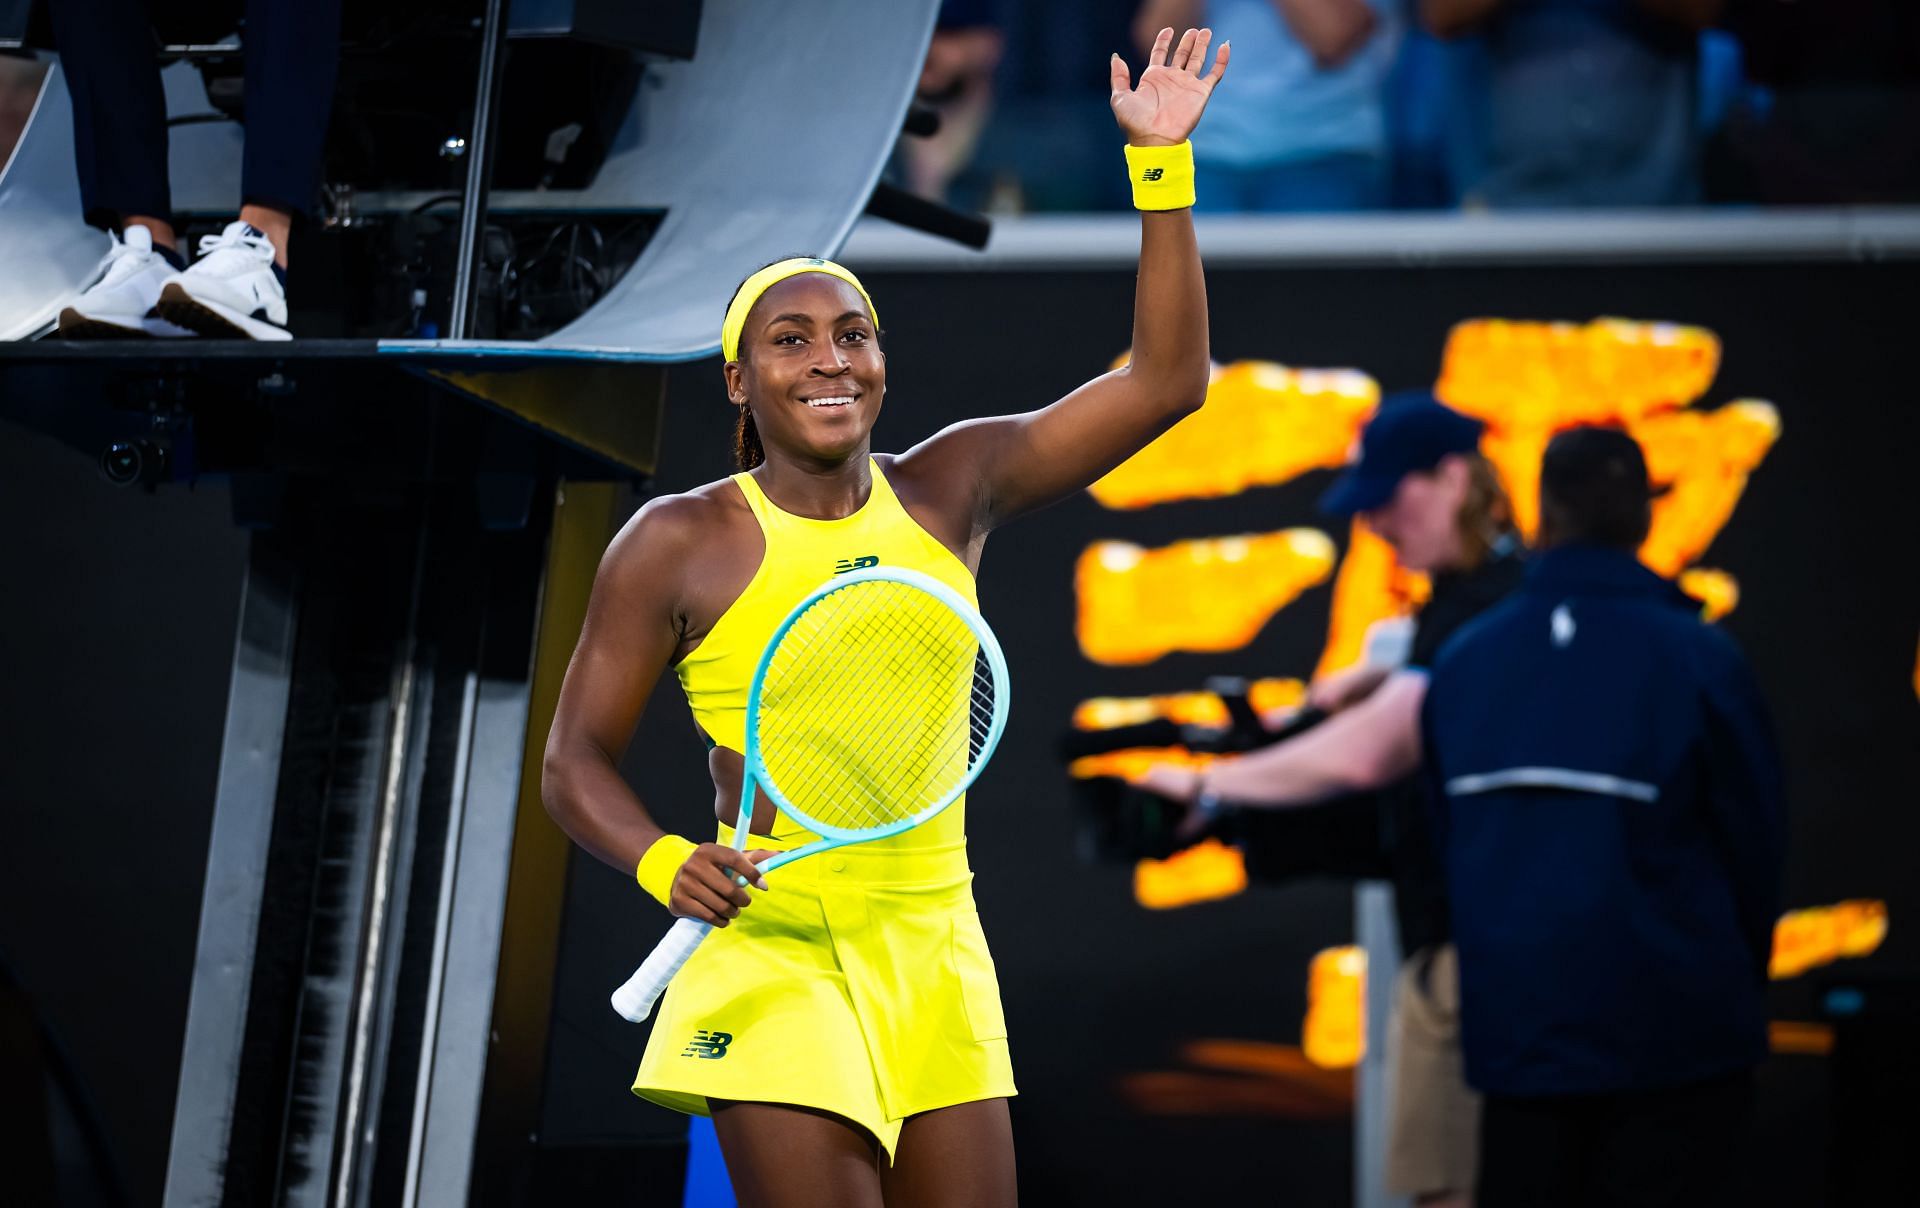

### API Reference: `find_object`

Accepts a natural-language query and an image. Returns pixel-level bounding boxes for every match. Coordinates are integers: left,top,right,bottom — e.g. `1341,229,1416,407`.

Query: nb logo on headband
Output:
1140,168,1165,182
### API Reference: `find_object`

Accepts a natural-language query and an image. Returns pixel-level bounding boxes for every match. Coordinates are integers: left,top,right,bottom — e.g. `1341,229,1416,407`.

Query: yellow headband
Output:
721,257,878,363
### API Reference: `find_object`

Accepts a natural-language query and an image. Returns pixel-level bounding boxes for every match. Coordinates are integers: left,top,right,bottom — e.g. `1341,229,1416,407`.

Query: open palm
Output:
1111,27,1229,146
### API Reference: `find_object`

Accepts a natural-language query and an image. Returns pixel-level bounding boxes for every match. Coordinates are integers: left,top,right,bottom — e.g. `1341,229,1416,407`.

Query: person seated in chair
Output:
52,0,341,340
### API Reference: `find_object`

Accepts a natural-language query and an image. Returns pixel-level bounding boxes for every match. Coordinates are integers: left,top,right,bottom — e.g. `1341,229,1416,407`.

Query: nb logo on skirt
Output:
683,1029,733,1059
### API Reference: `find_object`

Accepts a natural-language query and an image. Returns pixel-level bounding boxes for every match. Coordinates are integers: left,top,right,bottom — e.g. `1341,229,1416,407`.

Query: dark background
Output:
4,258,1917,1204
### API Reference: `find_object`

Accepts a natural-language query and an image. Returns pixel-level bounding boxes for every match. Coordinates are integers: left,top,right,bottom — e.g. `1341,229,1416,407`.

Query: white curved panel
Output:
525,0,940,361
6,1,939,360
0,63,107,341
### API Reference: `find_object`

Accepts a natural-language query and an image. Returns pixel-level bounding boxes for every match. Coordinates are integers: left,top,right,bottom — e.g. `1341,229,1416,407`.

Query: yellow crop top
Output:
674,459,977,840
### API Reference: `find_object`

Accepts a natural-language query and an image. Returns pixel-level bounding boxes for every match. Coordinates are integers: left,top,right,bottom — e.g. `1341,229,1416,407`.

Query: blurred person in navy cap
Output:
1422,426,1784,1208
1309,390,1527,713
1137,390,1523,1207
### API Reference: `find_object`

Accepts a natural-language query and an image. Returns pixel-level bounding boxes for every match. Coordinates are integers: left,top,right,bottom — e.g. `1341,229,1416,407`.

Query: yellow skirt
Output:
631,830,1017,1162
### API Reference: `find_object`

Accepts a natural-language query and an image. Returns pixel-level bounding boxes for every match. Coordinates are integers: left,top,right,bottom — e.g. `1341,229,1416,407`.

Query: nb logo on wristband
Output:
1140,167,1165,182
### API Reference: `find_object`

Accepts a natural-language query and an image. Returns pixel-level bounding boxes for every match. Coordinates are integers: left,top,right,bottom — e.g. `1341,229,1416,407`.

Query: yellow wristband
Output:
636,834,698,907
1124,140,1196,211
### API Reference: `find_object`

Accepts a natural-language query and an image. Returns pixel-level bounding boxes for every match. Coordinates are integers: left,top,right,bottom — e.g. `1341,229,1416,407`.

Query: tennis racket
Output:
610,565,1010,1022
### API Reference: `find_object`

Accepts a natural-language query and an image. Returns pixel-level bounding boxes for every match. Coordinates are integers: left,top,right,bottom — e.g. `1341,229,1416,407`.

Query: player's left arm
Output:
892,27,1227,533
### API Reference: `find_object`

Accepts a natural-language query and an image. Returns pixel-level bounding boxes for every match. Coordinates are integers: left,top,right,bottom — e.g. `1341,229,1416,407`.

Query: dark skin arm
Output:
540,492,773,926
547,30,1230,924
891,27,1227,538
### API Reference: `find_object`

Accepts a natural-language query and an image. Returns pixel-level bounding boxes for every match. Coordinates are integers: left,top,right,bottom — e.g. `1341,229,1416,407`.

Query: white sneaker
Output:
155,221,292,341
57,226,195,338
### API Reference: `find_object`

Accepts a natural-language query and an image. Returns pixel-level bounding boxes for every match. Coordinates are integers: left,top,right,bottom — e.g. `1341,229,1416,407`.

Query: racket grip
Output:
610,916,715,1023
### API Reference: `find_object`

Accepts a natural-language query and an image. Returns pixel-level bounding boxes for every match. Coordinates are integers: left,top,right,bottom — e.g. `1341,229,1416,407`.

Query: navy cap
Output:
1318,391,1486,517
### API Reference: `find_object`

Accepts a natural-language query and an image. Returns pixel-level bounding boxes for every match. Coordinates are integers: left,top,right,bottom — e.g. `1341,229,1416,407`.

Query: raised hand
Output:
1110,27,1229,148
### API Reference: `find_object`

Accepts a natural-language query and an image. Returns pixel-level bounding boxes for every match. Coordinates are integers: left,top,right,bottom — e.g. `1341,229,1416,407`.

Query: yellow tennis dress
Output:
632,459,1016,1160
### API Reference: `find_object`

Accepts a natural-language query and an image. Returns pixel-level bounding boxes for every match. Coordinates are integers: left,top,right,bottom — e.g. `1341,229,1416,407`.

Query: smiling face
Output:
724,273,885,467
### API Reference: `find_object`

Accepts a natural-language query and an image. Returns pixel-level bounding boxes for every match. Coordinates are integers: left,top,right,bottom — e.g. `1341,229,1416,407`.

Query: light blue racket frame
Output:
611,564,1010,1021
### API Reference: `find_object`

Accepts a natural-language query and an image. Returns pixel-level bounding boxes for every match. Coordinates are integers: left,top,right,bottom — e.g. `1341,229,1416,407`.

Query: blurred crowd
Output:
7,3,1912,217
906,0,1920,212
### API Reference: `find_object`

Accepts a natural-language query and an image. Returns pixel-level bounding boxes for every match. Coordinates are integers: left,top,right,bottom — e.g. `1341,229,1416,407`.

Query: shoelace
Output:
94,232,158,287
193,224,276,271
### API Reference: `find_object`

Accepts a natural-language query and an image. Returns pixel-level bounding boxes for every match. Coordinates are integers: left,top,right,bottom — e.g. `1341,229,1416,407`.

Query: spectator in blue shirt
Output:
1420,0,1726,206
1135,0,1400,210
1422,426,1785,1208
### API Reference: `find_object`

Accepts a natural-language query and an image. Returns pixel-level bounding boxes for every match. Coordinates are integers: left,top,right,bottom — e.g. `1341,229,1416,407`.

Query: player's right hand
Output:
669,843,775,926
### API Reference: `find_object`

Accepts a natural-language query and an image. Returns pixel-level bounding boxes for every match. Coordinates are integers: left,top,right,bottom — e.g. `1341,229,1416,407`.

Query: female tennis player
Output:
542,28,1228,1207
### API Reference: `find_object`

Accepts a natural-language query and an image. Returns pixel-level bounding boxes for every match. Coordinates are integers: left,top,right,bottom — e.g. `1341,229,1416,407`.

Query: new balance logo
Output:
1140,167,1165,182
682,1029,733,1059
1551,604,1576,648
834,555,879,574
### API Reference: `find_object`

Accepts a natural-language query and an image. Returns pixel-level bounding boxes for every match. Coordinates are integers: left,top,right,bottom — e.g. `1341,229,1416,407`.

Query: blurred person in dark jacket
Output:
1420,0,1725,206
1138,391,1523,1207
1422,426,1785,1208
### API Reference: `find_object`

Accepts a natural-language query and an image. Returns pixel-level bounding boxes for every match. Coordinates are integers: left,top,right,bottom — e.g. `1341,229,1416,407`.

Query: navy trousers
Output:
50,0,341,226
1478,1070,1756,1208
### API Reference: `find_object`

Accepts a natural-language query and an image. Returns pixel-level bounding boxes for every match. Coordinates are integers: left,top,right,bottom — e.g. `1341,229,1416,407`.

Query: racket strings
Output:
968,650,995,763
768,594,973,828
771,594,965,772
755,580,997,835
